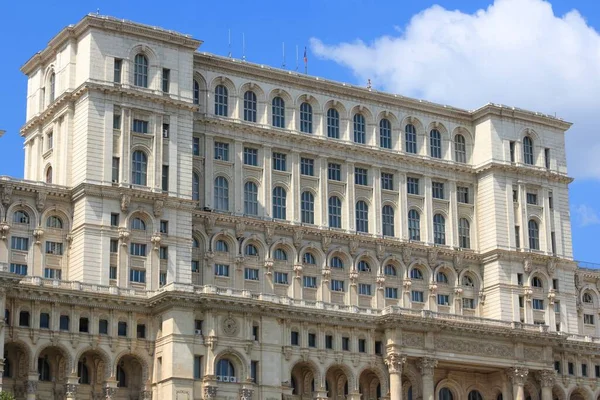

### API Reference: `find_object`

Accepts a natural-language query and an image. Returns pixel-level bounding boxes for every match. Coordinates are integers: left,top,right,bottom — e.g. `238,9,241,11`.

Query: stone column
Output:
140,390,152,400
204,385,218,399
537,370,555,400
103,380,118,400
507,367,528,400
65,375,79,400
418,357,437,400
385,353,406,400
26,377,38,400
239,387,253,400
314,388,328,400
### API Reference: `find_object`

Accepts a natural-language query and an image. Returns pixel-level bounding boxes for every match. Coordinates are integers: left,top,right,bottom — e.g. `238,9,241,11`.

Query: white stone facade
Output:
0,13,597,400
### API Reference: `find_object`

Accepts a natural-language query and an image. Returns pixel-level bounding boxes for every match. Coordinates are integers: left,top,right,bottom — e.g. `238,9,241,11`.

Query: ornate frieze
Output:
436,337,512,357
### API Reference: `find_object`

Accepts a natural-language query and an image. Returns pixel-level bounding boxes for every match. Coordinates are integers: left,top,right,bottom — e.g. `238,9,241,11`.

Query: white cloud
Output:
310,0,600,180
573,204,600,227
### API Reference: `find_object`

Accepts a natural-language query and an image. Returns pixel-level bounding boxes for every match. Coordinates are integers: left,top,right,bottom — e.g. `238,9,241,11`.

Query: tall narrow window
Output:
192,172,200,201
544,148,551,169
112,157,120,183
355,200,369,233
509,141,516,162
114,59,122,83
131,151,147,186
523,136,534,165
244,182,259,216
49,73,56,103
45,167,53,184
273,187,287,220
353,114,366,144
272,96,285,128
454,134,466,163
430,129,442,158
161,165,169,192
405,124,417,154
301,191,315,224
300,102,313,133
214,85,228,116
328,196,342,228
528,219,539,250
244,91,257,122
380,118,392,149
408,210,420,241
459,218,470,249
327,108,340,138
134,54,149,88
162,68,170,93
382,205,394,236
193,80,200,105
214,177,229,211
433,214,445,245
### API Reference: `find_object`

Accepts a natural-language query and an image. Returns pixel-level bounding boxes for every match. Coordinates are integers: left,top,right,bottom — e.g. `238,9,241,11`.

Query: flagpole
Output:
295,45,299,71
242,33,246,61
228,29,232,58
304,46,308,75
282,42,286,69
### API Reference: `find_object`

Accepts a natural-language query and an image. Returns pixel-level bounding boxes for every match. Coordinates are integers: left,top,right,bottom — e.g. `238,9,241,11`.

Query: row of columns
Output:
11,377,151,400
203,384,254,400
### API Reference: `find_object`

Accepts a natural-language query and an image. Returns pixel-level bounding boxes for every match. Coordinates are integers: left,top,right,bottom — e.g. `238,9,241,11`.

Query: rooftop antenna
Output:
242,33,246,61
227,29,232,58
282,42,286,69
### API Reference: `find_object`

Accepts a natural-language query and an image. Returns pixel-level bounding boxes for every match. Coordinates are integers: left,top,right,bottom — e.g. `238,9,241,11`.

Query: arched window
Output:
330,256,344,269
528,219,539,250
214,85,228,116
436,271,448,284
131,150,148,186
272,187,287,220
384,265,397,276
497,394,503,400
13,210,30,224
245,244,258,257
468,391,483,400
193,80,200,105
380,118,392,149
303,252,316,265
130,217,146,231
244,181,259,216
327,108,340,139
272,96,285,128
355,200,369,233
328,196,342,228
193,238,200,248
38,357,51,381
274,248,287,261
523,136,534,165
462,275,474,287
454,134,466,163
439,388,453,400
300,102,313,133
192,172,200,201
405,124,417,154
382,205,395,236
46,216,63,229
45,166,53,184
459,218,471,249
78,361,90,385
116,364,127,387
215,240,228,252
243,90,257,122
433,214,446,245
353,114,366,144
216,359,235,380
583,292,594,304
408,210,420,241
133,54,149,88
410,268,423,280
301,191,315,224
531,276,543,288
49,72,56,103
357,260,371,272
214,177,229,211
430,129,442,158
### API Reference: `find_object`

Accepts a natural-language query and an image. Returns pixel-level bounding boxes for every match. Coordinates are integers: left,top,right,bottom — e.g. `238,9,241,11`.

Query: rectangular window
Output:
291,331,299,346
194,356,203,380
244,268,259,281
519,296,524,308
243,147,258,166
159,246,168,260
114,59,122,83
331,279,345,292
411,290,424,303
109,266,117,280
509,141,516,162
532,298,544,310
130,243,147,257
462,298,475,309
515,226,521,248
553,279,559,291
301,157,314,176
274,272,289,284
44,268,62,280
10,264,27,275
358,338,366,353
193,137,200,156
385,287,398,299
381,172,394,190
342,337,350,351
568,362,574,376
159,220,168,234
132,119,149,134
437,294,450,306
355,167,368,186
40,312,50,329
252,325,259,340
137,324,146,339
526,192,538,205
60,315,69,331
584,314,595,325
110,239,119,254
582,364,588,377
432,181,445,199
191,260,200,273
118,321,127,337
214,142,229,161
113,113,121,130
162,123,169,139
328,163,342,181
162,68,170,93
47,131,53,150
358,283,372,296
549,191,554,209
162,165,169,192
159,272,167,287
513,188,519,203
551,232,556,255
214,264,230,277
251,361,258,383
273,152,287,171
45,241,64,255
111,213,119,227
112,157,120,183
554,361,561,373
596,365,600,378
129,268,146,283
79,317,89,333
11,236,29,251
375,341,383,355
325,335,333,349
457,186,469,204
544,148,550,169
407,177,420,195
554,301,560,314
308,333,316,347
303,276,317,288
99,319,108,335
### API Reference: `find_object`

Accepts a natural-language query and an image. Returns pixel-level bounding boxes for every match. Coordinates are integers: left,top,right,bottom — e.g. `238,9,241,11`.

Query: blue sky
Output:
0,0,599,263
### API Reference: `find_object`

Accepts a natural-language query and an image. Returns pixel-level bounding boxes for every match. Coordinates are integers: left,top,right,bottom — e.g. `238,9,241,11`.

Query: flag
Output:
303,47,307,64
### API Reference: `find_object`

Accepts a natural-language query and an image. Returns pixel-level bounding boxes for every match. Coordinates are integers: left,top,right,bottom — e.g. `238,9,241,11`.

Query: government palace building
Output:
0,13,598,400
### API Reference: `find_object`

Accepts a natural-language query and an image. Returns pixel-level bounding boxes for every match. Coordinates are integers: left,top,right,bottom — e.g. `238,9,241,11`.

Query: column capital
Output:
239,387,253,400
65,383,78,397
418,357,438,376
385,353,406,374
537,370,556,387
506,366,529,386
26,380,38,394
204,386,218,399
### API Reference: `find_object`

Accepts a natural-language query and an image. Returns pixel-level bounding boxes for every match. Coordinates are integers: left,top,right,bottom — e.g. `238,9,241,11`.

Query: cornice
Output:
471,103,572,132
475,161,573,184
